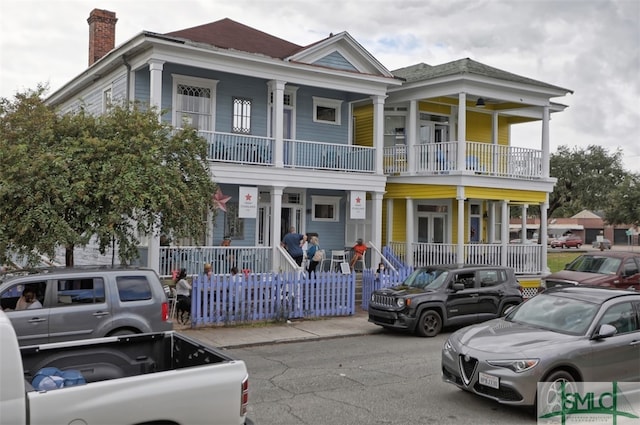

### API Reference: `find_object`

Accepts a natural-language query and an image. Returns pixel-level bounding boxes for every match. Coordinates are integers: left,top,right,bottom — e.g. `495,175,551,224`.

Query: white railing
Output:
277,245,304,275
383,145,408,174
388,242,543,274
414,142,459,174
159,246,272,278
198,130,274,165
284,139,375,173
387,141,542,179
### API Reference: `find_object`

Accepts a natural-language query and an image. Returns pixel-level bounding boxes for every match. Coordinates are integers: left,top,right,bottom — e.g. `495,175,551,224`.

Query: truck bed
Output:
21,331,229,384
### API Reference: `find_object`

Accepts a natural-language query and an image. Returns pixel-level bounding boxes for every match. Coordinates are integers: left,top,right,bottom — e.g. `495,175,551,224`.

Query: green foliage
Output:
547,252,581,273
549,145,628,218
602,173,640,226
0,88,217,266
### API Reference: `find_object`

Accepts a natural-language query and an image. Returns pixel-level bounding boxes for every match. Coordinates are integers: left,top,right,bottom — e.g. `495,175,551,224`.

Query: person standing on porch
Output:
282,226,306,266
307,236,321,278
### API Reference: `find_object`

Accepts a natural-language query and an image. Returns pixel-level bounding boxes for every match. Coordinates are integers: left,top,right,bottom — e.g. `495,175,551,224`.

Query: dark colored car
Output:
442,286,640,410
549,235,583,248
368,265,523,337
542,251,640,291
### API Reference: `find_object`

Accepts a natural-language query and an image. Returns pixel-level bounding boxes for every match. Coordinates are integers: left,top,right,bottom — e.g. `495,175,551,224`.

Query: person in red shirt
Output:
349,239,367,269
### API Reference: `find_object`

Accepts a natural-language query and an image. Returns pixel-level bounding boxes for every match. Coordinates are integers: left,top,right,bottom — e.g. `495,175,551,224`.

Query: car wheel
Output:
562,244,567,249
415,310,442,337
576,243,581,248
538,370,578,415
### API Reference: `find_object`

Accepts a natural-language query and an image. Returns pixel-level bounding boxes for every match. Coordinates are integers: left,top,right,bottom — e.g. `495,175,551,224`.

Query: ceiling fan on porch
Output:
475,97,501,108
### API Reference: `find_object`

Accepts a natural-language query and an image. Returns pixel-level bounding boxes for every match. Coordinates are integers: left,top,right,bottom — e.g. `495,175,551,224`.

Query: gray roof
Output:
392,58,572,93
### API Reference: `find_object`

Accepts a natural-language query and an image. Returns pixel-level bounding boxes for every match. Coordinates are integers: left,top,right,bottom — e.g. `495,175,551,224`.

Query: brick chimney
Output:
87,9,117,66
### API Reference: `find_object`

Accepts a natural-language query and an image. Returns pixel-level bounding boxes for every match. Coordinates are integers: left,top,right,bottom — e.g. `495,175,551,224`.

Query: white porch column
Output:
372,95,386,175
405,198,414,267
371,191,384,268
407,100,417,173
271,187,284,270
386,198,393,246
488,201,496,243
457,93,467,171
541,198,549,273
269,80,286,168
542,105,550,178
492,112,499,174
147,59,164,273
501,201,509,266
521,204,529,242
457,186,465,266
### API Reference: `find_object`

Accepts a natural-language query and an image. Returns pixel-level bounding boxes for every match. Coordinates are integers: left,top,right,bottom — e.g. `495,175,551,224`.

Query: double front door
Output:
257,204,304,247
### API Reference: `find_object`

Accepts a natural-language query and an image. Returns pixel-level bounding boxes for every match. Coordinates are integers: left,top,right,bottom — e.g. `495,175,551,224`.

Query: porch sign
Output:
350,191,366,219
238,186,258,218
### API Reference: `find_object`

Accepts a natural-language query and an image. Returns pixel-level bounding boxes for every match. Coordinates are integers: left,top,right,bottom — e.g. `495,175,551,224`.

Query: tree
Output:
548,145,628,218
602,173,640,227
0,87,217,267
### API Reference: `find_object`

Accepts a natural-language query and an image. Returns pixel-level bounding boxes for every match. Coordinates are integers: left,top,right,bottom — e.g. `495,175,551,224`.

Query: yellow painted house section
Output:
353,104,373,147
465,187,546,203
385,183,457,199
466,111,509,145
418,102,451,115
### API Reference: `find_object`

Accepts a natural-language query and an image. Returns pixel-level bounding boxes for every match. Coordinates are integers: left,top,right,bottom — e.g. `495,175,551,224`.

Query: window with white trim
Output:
172,75,218,131
312,196,340,222
232,97,252,134
313,97,342,125
103,88,112,113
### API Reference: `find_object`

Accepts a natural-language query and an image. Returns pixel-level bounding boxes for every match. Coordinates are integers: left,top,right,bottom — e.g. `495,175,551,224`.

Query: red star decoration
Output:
244,193,252,201
355,196,362,204
212,188,232,212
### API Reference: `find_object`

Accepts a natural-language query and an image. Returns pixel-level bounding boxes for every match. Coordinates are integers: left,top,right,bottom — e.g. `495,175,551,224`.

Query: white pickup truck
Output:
0,310,253,425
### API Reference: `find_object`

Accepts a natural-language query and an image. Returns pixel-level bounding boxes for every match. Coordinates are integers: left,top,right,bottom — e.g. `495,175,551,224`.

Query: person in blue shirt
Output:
281,226,306,266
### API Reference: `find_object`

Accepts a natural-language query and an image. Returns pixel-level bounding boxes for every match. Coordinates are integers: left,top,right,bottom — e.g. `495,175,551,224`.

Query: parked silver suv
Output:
0,266,172,346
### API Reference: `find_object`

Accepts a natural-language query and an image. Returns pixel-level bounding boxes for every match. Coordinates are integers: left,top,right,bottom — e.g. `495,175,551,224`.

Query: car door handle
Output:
470,294,479,297
93,311,110,317
630,340,640,346
28,318,47,323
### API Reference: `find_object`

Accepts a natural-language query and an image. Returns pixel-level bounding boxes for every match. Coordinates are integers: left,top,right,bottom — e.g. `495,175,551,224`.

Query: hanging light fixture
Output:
476,98,486,107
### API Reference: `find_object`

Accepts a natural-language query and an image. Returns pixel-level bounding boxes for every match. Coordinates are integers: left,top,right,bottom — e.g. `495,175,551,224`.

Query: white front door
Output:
417,213,447,243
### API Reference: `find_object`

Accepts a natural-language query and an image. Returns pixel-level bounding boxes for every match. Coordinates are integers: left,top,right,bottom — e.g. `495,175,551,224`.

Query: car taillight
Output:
161,301,169,321
241,375,249,417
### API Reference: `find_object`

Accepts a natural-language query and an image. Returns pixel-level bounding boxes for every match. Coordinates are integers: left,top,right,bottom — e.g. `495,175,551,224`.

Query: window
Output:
313,97,342,125
172,74,218,131
225,202,244,239
312,196,340,222
597,302,638,334
478,270,504,287
116,276,152,302
57,278,105,305
233,97,252,134
103,88,112,113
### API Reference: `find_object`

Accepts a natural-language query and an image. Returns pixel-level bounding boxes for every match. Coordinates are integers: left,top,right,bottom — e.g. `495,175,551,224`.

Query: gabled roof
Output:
165,18,304,59
392,58,573,93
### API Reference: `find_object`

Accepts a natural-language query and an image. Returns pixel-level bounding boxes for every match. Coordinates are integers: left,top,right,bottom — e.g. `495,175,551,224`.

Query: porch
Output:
198,131,542,180
384,141,542,179
388,241,544,275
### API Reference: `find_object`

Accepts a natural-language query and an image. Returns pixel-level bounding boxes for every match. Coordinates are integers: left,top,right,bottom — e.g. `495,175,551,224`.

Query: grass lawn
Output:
547,251,582,273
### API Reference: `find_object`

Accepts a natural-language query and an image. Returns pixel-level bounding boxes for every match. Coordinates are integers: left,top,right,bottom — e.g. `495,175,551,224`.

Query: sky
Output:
1,0,639,172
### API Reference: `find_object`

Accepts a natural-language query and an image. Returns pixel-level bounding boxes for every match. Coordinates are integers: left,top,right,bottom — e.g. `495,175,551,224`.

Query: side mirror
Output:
593,323,617,340
452,283,465,291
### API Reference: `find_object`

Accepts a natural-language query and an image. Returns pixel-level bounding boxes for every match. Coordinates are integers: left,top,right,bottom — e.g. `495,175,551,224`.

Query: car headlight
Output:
486,359,539,373
443,338,453,352
396,298,405,308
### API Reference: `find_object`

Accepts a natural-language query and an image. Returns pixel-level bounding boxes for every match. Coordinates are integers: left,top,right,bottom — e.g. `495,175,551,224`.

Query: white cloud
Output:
1,0,638,171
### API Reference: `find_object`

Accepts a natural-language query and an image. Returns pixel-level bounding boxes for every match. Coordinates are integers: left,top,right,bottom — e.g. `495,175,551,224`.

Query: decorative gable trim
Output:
313,51,358,72
288,32,393,78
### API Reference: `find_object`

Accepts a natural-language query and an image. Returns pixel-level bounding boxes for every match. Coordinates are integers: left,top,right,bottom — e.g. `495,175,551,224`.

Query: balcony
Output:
384,141,543,180
198,131,375,173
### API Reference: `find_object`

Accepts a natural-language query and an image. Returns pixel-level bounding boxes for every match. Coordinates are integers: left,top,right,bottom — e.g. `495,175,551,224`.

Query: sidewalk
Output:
177,309,381,349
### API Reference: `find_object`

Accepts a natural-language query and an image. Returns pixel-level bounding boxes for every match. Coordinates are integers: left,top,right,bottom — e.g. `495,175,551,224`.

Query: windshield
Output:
565,255,621,274
401,268,449,290
505,293,599,335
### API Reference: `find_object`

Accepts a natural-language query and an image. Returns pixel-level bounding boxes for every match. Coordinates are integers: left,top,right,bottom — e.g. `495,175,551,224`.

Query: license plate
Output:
479,372,499,389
